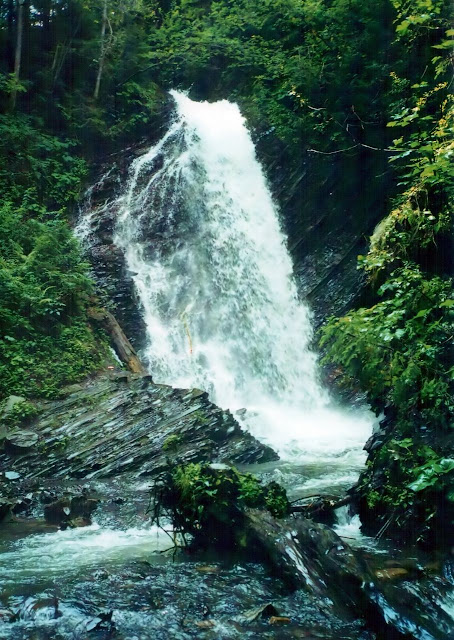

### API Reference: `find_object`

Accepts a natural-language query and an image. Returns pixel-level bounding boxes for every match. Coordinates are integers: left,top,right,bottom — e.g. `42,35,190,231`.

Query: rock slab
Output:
0,374,277,481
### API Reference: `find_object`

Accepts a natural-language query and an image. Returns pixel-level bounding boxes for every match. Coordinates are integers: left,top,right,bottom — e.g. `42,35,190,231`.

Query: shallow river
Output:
1,467,453,640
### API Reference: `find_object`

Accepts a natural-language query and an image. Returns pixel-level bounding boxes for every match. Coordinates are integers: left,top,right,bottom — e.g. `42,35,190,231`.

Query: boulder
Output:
44,495,99,525
1,395,26,416
4,430,38,454
0,396,27,451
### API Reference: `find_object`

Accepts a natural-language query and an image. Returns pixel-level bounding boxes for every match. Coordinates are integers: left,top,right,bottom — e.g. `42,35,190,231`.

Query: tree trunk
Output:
52,17,82,88
87,307,146,374
5,0,15,71
10,0,24,109
93,0,108,100
41,0,51,49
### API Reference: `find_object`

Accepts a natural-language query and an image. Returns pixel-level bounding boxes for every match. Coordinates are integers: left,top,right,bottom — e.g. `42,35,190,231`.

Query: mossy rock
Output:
152,462,290,548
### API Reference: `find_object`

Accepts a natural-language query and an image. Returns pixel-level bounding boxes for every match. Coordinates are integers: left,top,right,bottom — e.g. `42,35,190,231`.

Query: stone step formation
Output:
0,373,277,484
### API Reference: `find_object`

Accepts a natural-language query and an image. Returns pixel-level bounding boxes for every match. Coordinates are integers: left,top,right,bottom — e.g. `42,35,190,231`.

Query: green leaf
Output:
432,40,454,49
396,20,410,34
409,459,454,492
414,309,429,318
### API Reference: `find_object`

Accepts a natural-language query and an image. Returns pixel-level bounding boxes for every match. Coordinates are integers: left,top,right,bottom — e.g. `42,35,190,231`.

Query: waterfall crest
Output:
80,91,373,465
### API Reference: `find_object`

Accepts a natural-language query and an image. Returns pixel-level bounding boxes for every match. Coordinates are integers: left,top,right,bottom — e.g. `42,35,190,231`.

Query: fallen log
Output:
290,495,352,525
242,510,451,639
88,307,146,374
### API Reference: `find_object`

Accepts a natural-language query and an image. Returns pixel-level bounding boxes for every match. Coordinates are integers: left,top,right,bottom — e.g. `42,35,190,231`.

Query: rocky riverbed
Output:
0,371,275,495
0,372,453,640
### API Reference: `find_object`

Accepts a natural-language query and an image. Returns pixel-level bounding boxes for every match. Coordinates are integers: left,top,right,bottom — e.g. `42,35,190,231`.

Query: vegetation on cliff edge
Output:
320,0,453,545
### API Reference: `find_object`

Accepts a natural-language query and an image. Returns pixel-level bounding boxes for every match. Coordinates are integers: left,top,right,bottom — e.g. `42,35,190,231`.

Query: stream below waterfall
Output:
0,478,375,640
1,92,453,639
1,475,453,640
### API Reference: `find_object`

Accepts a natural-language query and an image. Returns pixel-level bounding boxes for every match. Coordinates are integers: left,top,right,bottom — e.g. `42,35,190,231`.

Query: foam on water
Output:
332,506,385,552
0,524,171,585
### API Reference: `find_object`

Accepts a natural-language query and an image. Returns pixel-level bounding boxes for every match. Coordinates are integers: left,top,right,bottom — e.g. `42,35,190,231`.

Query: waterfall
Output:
79,91,373,468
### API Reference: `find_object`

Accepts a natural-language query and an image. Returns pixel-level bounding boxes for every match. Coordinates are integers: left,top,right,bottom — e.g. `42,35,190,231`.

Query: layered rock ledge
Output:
0,373,277,482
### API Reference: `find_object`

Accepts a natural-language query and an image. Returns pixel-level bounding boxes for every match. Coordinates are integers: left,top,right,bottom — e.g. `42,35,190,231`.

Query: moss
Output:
3,400,40,428
162,434,182,453
192,410,210,426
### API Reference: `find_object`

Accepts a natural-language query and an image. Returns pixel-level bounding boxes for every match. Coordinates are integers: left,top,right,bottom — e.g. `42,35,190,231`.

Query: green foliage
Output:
0,201,108,399
152,463,289,547
360,439,453,542
0,321,108,399
0,72,27,97
162,433,182,452
0,114,87,209
0,123,107,400
321,0,453,545
391,0,450,40
263,481,290,519
0,0,447,158
2,400,40,428
363,439,429,511
409,458,454,492
145,0,395,151
321,265,453,429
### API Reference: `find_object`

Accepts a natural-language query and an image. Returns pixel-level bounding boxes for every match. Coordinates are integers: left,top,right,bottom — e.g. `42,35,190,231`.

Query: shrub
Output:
151,463,289,548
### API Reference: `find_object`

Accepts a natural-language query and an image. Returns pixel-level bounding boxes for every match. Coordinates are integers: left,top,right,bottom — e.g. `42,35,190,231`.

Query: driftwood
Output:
290,495,352,526
290,495,351,513
88,307,146,374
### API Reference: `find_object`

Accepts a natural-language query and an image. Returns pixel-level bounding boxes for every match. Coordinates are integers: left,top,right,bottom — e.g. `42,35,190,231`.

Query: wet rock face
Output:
44,495,99,527
256,140,392,326
81,192,148,353
77,108,173,353
4,430,39,454
0,374,277,482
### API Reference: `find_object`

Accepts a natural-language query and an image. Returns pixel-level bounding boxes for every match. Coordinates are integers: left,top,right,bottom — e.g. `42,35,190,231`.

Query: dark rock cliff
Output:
256,138,393,327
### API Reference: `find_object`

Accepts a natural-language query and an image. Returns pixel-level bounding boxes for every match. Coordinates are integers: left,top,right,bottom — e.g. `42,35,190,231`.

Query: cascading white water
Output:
0,524,171,585
81,91,373,475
